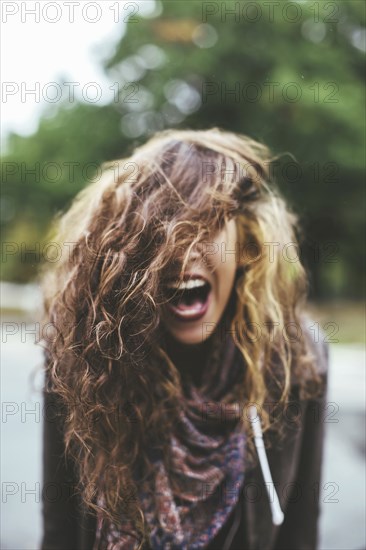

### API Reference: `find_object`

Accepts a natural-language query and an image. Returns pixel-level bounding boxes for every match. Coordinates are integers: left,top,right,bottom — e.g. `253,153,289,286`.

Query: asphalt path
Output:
1,320,365,549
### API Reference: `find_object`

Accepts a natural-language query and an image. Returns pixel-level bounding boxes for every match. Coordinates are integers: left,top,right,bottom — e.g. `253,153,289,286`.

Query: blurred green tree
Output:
1,0,364,299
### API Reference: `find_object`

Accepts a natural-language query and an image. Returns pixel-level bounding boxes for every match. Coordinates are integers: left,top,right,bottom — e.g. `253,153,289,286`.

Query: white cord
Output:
248,404,285,526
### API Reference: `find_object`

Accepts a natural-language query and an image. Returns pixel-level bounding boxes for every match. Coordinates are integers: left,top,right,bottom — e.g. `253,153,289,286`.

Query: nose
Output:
186,243,207,262
184,254,210,275
187,251,203,264
169,242,210,278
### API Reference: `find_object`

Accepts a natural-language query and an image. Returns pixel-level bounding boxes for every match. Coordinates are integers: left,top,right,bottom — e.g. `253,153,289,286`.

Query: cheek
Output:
224,258,237,293
214,254,238,305
210,222,239,304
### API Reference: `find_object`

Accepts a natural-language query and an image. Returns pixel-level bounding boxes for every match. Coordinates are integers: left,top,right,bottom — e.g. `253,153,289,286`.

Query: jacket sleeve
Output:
273,338,330,550
41,364,80,550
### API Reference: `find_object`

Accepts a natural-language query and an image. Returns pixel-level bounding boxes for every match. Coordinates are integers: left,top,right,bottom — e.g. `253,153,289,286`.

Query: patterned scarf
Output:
93,316,248,550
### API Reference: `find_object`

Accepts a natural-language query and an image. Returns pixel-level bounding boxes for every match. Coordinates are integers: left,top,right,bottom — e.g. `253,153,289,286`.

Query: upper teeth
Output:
167,278,207,290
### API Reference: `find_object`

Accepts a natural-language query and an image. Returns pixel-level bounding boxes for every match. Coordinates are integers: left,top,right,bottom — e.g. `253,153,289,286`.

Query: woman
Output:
40,128,329,550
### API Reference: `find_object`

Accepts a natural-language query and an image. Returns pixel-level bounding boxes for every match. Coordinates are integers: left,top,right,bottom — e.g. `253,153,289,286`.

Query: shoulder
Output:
283,311,330,394
301,313,329,375
298,311,330,379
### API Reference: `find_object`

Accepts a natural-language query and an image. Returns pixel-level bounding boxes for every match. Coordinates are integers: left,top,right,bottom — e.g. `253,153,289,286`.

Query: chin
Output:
163,308,222,345
168,326,212,345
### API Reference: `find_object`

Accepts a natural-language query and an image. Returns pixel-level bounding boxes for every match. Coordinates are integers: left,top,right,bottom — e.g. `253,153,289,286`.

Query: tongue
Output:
175,296,204,312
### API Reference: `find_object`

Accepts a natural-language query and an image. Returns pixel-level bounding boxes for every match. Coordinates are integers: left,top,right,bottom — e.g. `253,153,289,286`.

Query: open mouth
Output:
164,275,212,322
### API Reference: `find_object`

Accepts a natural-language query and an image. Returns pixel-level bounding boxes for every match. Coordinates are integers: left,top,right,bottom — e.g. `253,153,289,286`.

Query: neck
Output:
164,333,213,386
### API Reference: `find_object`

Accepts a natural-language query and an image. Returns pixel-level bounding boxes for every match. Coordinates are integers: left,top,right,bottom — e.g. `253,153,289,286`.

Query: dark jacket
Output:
41,325,329,550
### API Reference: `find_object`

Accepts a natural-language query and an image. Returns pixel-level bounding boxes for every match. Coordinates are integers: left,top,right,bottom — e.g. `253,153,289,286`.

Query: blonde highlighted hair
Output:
40,127,324,546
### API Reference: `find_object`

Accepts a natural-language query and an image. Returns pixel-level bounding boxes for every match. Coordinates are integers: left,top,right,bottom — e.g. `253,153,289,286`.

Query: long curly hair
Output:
39,127,324,547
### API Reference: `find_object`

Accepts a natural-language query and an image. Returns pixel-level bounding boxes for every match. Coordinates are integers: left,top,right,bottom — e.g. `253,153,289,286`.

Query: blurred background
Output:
1,0,365,548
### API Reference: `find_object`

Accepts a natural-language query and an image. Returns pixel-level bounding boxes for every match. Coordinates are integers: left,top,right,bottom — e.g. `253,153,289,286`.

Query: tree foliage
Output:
1,0,364,298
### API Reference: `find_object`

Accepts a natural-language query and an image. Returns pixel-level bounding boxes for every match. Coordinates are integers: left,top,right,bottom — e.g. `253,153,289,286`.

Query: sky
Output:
1,0,363,145
0,1,158,143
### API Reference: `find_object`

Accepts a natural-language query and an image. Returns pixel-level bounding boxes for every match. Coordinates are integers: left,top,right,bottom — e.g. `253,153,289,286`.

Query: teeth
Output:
167,278,207,290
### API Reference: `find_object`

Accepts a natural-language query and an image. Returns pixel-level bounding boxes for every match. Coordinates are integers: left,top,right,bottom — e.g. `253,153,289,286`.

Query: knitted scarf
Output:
93,320,248,550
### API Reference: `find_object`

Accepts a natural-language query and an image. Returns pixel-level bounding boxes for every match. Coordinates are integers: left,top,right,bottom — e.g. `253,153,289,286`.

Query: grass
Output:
304,301,365,344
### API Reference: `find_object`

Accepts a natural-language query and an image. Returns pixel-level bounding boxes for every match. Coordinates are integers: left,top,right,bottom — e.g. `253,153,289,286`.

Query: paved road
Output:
1,321,365,549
